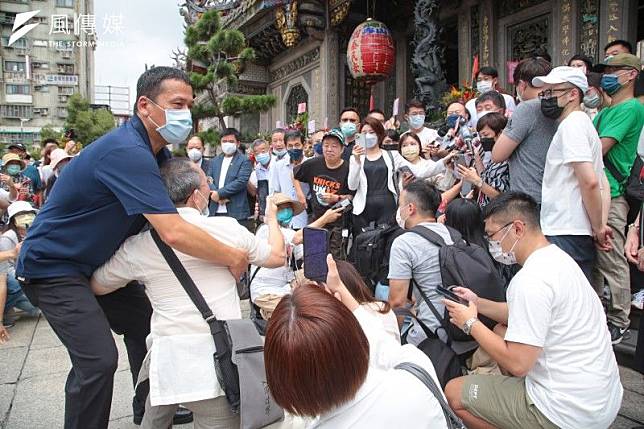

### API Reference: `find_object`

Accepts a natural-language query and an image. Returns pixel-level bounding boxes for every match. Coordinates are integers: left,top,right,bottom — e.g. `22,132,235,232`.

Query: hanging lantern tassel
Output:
369,87,375,111
347,18,395,87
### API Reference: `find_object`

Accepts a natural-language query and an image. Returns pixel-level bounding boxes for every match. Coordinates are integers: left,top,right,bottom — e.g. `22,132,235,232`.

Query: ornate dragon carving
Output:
412,0,447,109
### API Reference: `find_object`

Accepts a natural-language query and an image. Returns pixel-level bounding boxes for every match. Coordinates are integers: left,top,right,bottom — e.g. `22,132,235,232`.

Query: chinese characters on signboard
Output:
559,0,572,64
606,0,620,43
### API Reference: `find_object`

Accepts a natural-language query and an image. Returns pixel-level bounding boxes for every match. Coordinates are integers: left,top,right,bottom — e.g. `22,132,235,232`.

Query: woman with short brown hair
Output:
264,256,449,428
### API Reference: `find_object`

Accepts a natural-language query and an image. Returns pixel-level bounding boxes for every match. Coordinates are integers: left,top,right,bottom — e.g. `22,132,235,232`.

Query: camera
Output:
331,198,353,213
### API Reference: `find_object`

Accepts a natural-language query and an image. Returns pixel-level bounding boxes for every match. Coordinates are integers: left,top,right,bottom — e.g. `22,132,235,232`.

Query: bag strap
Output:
411,279,452,346
395,362,466,429
150,230,231,356
408,225,447,247
604,156,627,184
385,150,400,197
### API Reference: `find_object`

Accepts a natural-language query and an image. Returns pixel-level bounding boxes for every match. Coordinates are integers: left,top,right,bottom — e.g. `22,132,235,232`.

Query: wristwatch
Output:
462,317,479,335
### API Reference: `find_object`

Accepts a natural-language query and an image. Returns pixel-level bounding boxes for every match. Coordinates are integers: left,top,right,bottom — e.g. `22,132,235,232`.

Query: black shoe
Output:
608,323,627,345
132,406,193,426
173,406,194,425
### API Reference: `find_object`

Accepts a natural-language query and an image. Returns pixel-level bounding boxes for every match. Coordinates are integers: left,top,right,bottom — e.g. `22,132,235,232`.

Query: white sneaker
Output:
632,289,644,310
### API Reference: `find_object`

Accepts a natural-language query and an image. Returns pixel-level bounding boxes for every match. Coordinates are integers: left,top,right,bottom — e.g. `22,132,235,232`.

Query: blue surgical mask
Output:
446,114,460,128
600,73,623,95
276,207,294,226
256,152,271,166
583,92,602,109
314,142,323,155
364,133,378,148
408,114,425,130
147,98,193,145
287,148,303,161
6,165,21,176
341,122,357,138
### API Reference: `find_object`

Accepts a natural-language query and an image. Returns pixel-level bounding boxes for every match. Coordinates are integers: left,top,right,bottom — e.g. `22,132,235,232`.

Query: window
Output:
0,105,33,118
285,84,308,123
57,107,68,118
57,63,74,74
55,0,74,7
58,86,74,95
35,85,49,93
4,61,26,72
6,84,31,95
1,36,27,49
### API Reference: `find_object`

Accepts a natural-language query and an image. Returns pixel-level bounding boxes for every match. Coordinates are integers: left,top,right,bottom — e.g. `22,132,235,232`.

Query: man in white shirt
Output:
401,99,438,149
444,192,622,429
466,66,517,127
91,158,286,428
532,66,612,280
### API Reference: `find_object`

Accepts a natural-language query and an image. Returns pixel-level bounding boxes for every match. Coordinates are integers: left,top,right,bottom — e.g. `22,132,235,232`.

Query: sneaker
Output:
608,323,628,345
632,289,644,310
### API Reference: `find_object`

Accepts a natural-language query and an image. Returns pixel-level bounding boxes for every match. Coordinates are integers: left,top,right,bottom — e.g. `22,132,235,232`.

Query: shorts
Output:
461,374,559,429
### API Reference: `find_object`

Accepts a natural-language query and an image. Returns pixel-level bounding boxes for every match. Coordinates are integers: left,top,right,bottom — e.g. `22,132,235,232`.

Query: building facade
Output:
204,0,643,135
0,0,94,147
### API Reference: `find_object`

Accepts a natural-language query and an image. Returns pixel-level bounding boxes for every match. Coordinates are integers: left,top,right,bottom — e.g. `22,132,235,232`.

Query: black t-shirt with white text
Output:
294,156,351,222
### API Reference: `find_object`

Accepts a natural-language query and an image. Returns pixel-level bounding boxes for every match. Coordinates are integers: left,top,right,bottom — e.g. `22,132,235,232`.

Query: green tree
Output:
65,94,116,145
185,10,276,135
39,124,63,143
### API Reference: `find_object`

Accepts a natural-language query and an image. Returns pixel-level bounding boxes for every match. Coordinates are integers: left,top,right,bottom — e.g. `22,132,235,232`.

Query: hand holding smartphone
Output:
303,227,329,282
437,285,469,306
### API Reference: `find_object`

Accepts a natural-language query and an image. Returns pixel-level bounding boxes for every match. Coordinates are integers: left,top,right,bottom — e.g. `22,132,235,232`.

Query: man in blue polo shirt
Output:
16,67,248,429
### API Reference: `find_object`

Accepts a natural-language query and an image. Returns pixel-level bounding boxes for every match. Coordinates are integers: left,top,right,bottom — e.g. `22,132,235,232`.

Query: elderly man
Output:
91,158,285,429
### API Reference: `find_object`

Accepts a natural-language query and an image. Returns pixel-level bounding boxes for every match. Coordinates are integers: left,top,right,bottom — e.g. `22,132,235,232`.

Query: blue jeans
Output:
4,274,39,317
546,235,596,282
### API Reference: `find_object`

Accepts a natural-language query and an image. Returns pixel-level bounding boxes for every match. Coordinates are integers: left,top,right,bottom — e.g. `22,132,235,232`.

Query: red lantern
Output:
347,18,395,86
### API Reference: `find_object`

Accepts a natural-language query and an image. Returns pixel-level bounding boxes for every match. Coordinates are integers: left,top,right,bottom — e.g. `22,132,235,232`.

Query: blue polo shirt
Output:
16,114,177,279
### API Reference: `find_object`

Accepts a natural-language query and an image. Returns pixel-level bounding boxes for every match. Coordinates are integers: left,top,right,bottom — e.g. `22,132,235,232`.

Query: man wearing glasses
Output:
443,192,623,429
530,66,612,282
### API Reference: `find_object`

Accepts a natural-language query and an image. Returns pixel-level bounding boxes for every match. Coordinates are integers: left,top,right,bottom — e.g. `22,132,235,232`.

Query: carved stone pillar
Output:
411,0,448,109
321,29,340,124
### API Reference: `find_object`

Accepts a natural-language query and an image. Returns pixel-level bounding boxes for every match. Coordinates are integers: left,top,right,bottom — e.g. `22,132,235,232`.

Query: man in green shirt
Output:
592,53,644,344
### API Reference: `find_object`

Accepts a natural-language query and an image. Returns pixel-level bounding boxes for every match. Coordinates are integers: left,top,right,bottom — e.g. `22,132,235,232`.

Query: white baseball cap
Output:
7,201,37,220
532,66,588,94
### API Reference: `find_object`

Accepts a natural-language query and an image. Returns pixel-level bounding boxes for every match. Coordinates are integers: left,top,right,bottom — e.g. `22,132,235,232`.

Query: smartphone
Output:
355,133,366,148
397,166,413,176
331,198,352,213
437,285,468,306
454,154,470,169
303,227,329,282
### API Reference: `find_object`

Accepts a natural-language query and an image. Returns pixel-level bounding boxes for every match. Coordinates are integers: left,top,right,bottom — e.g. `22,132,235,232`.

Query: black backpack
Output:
354,222,405,285
408,225,505,342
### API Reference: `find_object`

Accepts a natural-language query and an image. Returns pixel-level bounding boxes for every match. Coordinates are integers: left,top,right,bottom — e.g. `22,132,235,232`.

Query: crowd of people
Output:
0,39,643,429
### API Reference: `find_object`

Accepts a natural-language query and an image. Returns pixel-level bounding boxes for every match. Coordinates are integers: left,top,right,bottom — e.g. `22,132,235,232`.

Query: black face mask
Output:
540,96,564,119
479,137,495,152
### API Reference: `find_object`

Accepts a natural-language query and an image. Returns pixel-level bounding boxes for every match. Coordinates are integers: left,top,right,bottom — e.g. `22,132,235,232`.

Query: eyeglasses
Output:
538,88,571,100
485,221,514,240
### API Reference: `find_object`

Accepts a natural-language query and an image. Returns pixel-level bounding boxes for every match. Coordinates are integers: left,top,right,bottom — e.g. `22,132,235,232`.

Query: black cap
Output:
8,143,26,151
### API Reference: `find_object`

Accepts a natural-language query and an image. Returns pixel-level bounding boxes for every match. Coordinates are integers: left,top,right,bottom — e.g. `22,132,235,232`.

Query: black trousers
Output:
20,277,151,429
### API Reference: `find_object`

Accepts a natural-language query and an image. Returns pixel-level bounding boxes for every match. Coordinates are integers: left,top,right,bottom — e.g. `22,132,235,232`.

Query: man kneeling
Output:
443,191,622,429
91,158,285,429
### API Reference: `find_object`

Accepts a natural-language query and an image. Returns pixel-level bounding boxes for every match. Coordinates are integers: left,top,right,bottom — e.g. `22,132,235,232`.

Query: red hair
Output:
264,286,369,416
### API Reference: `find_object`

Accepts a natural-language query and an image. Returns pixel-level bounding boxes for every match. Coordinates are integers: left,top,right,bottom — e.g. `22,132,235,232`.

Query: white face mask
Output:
488,225,519,265
188,148,202,162
194,189,210,217
396,205,410,229
477,80,494,94
221,142,237,155
364,132,378,149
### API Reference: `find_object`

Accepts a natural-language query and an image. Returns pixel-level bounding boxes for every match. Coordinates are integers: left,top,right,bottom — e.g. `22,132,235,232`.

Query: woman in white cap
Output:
0,201,40,340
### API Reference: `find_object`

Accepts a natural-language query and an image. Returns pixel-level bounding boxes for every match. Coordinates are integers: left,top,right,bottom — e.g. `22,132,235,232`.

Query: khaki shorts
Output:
254,293,286,320
461,375,559,429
